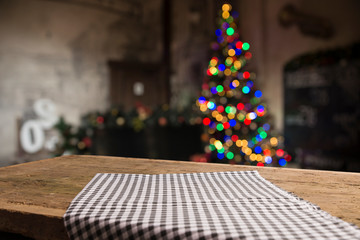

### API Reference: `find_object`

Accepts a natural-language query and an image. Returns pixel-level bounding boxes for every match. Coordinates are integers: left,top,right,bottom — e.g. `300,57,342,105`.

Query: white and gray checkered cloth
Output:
64,171,360,239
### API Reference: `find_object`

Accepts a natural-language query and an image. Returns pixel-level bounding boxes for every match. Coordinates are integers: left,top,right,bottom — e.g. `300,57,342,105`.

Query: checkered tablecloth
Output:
64,171,360,239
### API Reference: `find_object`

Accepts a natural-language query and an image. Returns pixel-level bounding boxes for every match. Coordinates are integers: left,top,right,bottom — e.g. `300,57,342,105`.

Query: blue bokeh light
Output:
255,146,262,154
263,123,270,131
279,158,287,166
246,81,253,88
211,87,218,94
218,64,226,71
215,29,222,36
198,96,206,103
229,119,237,127
255,90,262,98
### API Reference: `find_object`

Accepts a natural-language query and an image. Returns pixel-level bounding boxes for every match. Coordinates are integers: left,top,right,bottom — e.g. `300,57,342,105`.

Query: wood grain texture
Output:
0,155,359,240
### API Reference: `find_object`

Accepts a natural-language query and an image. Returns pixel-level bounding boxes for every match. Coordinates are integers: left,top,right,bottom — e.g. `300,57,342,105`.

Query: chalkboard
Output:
284,43,359,171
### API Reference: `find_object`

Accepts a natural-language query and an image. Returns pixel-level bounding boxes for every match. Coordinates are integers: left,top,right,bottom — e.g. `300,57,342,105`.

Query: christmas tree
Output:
197,3,291,166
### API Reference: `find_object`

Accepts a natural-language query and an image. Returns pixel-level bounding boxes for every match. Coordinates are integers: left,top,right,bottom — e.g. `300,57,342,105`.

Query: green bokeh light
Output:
226,27,235,36
242,42,250,50
227,152,234,159
260,132,267,139
225,106,231,114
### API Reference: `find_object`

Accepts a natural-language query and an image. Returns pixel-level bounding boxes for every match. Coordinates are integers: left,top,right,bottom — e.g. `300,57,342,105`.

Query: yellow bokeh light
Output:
212,111,219,117
224,69,232,76
116,117,125,126
222,4,232,12
250,153,257,161
232,80,240,87
216,114,223,122
228,113,235,119
228,49,235,56
210,67,217,75
245,148,252,155
222,11,230,19
257,154,264,162
234,61,241,69
225,57,233,64
214,140,223,149
242,140,248,147
200,105,207,112
270,137,278,146
210,59,217,67
236,140,242,147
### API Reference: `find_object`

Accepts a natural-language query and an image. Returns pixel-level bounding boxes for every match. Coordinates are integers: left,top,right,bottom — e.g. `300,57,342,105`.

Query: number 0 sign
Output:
20,99,59,154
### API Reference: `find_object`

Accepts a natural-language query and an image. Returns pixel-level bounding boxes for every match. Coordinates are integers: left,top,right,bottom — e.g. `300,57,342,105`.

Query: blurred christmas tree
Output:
197,3,291,166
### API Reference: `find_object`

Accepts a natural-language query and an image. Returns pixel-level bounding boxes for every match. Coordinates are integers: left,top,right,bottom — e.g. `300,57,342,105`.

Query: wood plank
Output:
0,155,359,239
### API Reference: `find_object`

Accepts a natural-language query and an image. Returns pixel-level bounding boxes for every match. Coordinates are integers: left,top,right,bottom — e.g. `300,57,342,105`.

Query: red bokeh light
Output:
276,149,285,157
257,162,264,167
237,103,244,110
203,117,211,125
243,71,250,79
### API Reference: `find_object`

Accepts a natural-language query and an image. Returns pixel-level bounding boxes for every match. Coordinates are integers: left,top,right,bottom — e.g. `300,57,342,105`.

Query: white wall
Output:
0,0,162,166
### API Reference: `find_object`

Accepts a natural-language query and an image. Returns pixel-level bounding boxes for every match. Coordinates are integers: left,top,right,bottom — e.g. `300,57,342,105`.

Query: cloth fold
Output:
64,171,360,239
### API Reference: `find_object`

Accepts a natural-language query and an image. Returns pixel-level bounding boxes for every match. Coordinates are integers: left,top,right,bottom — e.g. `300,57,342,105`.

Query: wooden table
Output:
0,155,359,240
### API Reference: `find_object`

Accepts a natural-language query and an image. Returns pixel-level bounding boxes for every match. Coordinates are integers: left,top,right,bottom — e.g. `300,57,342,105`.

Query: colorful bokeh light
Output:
198,3,291,167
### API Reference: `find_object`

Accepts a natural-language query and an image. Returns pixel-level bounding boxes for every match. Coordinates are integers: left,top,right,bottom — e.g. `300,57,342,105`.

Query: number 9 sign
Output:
20,99,59,154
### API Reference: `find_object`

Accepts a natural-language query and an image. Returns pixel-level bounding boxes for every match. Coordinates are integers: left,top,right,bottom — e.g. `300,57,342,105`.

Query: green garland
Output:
54,104,202,155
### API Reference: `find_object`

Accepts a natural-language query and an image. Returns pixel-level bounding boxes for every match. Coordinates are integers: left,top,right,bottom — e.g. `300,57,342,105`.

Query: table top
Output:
0,155,359,240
